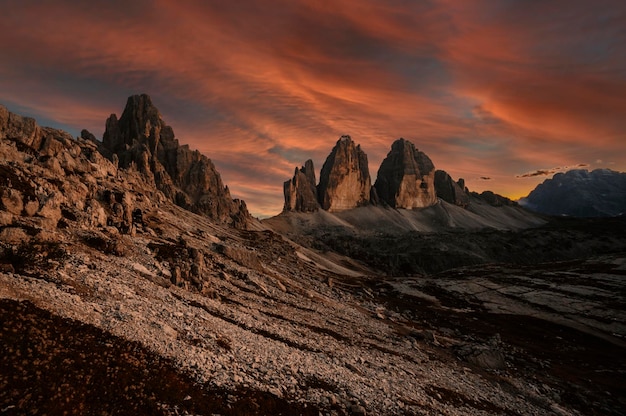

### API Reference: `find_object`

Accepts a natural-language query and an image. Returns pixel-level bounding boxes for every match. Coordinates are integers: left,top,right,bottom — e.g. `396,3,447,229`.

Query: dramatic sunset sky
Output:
1,0,624,217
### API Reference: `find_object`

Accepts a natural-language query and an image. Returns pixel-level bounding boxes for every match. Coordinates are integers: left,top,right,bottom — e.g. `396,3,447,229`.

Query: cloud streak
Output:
0,0,624,215
516,164,591,178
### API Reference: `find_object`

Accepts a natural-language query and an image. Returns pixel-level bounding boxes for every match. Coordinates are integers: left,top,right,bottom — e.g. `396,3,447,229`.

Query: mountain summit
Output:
317,135,372,211
99,94,250,227
521,168,626,217
283,159,319,212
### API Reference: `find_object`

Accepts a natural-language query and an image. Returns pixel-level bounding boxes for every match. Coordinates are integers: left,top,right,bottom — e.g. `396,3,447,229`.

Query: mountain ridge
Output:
520,168,626,217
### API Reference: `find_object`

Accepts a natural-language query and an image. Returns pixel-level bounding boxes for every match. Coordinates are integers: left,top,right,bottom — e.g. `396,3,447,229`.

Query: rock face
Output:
435,170,470,207
283,159,319,212
317,136,371,211
0,103,135,233
374,138,437,209
102,94,250,227
520,169,626,217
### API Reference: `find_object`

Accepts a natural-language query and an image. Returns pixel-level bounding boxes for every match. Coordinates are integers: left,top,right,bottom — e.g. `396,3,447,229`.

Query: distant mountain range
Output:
520,169,626,217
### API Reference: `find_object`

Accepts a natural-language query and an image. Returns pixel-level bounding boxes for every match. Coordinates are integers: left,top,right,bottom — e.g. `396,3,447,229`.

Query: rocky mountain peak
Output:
283,159,319,212
317,135,371,211
374,138,437,209
0,96,250,230
103,94,174,156
101,95,250,228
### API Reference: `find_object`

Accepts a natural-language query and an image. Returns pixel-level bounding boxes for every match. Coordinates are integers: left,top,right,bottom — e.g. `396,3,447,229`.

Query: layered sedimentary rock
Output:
317,136,371,211
374,138,437,209
435,170,470,207
102,94,250,228
283,159,319,212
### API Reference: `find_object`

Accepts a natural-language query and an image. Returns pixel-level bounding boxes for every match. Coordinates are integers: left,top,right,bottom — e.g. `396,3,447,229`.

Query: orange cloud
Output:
0,0,624,216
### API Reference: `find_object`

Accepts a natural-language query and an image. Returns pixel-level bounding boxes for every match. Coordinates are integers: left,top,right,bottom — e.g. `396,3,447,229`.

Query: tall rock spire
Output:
374,138,437,209
317,135,371,211
283,159,319,212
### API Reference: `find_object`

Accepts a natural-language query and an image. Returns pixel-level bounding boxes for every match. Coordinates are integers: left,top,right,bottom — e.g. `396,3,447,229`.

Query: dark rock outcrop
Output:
435,170,470,207
520,169,626,217
374,138,437,209
317,136,371,211
472,191,516,207
102,94,250,228
283,159,319,212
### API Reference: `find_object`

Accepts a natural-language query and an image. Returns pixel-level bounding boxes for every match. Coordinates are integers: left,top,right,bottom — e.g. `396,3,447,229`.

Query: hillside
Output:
2,99,626,415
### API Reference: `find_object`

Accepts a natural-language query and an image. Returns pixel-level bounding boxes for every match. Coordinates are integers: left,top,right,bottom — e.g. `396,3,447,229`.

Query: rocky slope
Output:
2,103,626,415
317,136,372,211
374,138,437,209
520,168,626,217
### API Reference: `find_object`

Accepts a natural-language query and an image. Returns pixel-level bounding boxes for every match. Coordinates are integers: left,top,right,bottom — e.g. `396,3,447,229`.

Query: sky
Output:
1,0,624,217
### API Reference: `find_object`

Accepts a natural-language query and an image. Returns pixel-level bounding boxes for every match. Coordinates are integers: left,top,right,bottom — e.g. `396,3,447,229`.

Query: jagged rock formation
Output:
279,136,524,216
0,104,119,232
374,138,437,209
317,135,371,211
435,170,470,207
520,169,626,217
283,159,319,212
101,94,250,228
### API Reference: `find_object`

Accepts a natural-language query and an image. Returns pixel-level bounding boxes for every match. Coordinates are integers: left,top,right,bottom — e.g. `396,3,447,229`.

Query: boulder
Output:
0,188,24,215
317,136,371,211
0,227,30,245
374,138,437,209
4,112,42,150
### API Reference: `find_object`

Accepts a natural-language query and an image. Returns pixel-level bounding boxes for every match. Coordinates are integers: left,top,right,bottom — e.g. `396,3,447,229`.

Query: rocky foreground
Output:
1,98,626,415
2,207,625,415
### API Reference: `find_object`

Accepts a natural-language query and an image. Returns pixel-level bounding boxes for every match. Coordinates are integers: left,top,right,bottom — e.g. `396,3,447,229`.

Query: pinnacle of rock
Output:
317,135,371,211
374,138,437,209
101,94,250,228
283,159,319,212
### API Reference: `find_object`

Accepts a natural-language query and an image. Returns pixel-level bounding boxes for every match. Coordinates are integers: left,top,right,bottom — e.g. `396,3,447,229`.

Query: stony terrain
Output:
2,98,626,415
